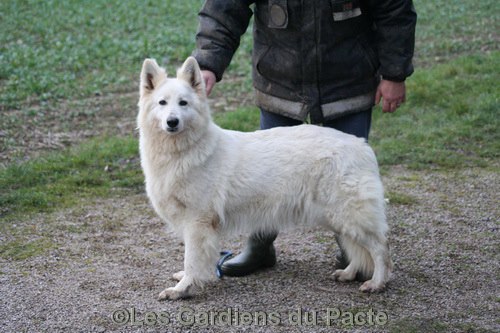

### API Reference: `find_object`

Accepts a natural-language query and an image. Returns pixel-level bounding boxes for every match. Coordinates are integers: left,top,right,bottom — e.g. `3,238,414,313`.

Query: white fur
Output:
138,57,393,300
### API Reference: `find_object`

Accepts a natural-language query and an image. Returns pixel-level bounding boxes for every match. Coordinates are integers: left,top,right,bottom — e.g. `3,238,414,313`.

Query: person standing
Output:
192,0,417,278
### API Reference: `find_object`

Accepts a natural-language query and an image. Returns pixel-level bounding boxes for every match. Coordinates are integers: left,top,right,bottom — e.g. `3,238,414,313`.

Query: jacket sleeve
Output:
192,0,254,82
368,0,417,82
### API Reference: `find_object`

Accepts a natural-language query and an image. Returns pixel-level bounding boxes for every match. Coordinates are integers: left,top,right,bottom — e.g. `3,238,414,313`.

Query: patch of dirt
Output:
0,92,138,167
0,167,498,332
0,89,251,167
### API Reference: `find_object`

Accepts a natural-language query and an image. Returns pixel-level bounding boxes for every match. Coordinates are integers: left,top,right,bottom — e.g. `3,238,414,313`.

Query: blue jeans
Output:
260,109,372,140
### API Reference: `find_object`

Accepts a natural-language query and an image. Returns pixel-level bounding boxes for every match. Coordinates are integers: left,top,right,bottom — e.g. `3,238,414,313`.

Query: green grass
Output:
0,0,201,109
0,0,498,219
0,238,55,261
1,0,497,110
414,0,499,65
386,191,418,206
0,136,142,217
371,52,499,169
213,106,260,132
2,49,495,218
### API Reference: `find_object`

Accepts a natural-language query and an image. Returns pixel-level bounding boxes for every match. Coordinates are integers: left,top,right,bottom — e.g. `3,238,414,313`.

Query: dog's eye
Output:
159,100,167,106
179,100,188,106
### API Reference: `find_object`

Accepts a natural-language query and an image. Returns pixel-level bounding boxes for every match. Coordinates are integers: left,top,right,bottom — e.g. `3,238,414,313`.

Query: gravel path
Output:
0,166,498,332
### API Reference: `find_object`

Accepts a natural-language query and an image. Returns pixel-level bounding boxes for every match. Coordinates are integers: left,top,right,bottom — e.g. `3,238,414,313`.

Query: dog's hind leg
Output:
356,235,392,292
333,233,391,292
159,217,220,301
328,192,391,291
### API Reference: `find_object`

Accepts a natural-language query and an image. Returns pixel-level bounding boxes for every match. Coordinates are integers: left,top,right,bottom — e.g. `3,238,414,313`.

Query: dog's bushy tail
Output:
340,236,375,278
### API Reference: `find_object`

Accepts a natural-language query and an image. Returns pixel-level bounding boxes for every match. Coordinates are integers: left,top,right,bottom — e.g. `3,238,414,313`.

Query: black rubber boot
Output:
334,235,369,282
220,232,278,277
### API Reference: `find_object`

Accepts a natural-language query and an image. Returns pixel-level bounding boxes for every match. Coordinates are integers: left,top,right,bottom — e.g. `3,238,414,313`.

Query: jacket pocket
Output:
268,0,288,29
330,0,362,21
255,42,300,89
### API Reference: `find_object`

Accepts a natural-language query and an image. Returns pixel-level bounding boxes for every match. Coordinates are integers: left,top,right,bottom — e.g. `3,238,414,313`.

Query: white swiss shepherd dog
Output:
138,57,392,301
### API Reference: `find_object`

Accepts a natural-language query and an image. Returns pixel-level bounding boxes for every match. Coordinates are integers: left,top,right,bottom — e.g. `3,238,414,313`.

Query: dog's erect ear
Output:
177,57,206,97
140,59,167,97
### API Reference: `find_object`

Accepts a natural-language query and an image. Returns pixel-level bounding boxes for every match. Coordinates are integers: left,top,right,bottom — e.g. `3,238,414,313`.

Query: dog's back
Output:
214,124,381,227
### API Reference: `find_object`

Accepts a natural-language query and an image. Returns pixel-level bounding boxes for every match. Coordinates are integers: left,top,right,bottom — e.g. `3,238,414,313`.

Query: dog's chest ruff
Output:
144,160,193,225
141,134,221,227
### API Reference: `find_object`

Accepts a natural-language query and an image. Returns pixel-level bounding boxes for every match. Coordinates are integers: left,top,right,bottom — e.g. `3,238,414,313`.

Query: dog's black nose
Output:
167,117,179,128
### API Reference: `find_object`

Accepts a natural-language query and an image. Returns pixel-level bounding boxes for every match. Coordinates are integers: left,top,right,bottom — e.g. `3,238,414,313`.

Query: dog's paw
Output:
158,287,191,301
333,269,356,282
359,279,384,293
172,271,185,282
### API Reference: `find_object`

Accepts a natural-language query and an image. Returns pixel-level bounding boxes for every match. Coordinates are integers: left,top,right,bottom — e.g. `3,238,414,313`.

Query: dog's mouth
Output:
166,127,179,133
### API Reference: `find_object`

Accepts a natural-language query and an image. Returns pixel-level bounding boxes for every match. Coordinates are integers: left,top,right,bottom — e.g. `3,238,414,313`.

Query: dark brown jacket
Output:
193,0,417,123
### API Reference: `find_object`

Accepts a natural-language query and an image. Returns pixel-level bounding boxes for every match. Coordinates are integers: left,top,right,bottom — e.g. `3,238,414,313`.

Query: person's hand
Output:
375,80,406,113
201,70,216,96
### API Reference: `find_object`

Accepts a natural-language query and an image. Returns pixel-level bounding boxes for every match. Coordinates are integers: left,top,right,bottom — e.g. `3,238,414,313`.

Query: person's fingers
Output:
205,80,213,96
201,70,216,96
389,99,405,113
204,76,215,96
377,80,406,112
390,102,398,113
382,98,391,113
384,99,404,113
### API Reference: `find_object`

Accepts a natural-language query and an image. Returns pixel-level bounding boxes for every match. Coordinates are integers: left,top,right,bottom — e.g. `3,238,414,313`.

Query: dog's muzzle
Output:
166,117,179,133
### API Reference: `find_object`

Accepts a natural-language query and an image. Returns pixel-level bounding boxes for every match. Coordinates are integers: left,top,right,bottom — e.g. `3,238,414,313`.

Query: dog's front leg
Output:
158,219,220,301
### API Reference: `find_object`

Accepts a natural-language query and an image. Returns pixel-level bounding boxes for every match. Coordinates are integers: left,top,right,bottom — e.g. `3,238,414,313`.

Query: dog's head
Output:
138,57,209,135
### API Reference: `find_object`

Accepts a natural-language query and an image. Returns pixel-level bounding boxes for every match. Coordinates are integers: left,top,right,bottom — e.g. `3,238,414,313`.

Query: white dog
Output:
137,57,392,300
